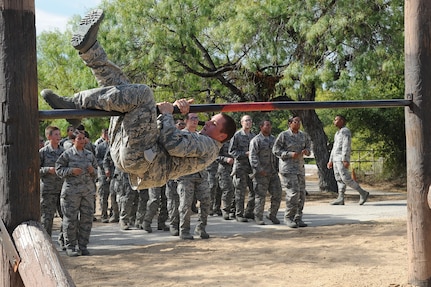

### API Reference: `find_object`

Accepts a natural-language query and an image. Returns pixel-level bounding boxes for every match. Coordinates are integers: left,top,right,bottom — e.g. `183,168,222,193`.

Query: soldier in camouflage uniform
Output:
95,133,110,222
134,188,149,229
41,9,236,192
229,115,256,222
217,140,235,220
39,126,65,247
176,113,212,240
142,185,169,233
116,171,139,230
164,119,186,236
94,128,108,146
165,179,180,235
273,116,311,228
206,161,221,216
249,120,282,225
60,125,74,148
56,130,98,256
103,148,119,223
327,115,369,205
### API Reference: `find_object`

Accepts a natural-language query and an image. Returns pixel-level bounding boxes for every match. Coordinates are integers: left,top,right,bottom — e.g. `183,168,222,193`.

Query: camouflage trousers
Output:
97,170,110,218
116,173,139,224
232,170,255,217
134,189,149,227
109,175,121,219
75,84,158,178
144,186,168,227
252,173,282,220
79,42,161,186
218,165,234,214
40,192,61,236
279,173,306,221
165,180,179,228
333,161,362,193
177,176,210,233
207,166,221,213
60,189,95,250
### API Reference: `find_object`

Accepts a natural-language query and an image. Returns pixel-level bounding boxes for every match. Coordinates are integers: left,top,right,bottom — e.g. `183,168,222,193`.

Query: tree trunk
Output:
298,109,337,192
0,1,39,286
405,0,431,285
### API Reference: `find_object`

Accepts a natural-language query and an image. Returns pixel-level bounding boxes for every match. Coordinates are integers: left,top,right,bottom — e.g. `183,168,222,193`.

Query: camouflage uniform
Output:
249,132,282,222
134,188,149,229
217,141,235,218
143,185,169,231
103,149,119,221
272,129,311,223
95,139,110,221
39,143,65,236
74,42,221,190
206,161,221,216
229,129,256,219
165,179,180,233
177,170,210,237
55,146,98,252
116,171,139,228
329,126,368,197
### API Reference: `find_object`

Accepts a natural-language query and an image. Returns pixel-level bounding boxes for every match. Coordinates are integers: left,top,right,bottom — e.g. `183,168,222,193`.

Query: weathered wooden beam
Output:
405,0,431,286
38,99,412,120
12,221,75,287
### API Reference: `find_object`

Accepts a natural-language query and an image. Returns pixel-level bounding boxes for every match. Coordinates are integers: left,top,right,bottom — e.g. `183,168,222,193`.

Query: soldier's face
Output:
260,121,272,136
49,130,62,144
241,116,252,129
186,113,199,130
201,114,228,143
74,133,86,150
289,117,301,132
334,116,344,128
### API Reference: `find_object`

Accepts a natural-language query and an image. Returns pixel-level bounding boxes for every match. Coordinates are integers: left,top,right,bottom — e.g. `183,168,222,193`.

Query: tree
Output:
37,0,405,189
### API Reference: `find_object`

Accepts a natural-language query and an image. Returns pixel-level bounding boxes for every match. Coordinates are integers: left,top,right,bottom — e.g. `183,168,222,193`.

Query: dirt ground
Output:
58,180,412,287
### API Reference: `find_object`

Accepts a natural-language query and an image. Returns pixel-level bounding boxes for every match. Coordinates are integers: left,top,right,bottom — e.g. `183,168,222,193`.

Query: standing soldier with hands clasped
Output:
273,116,311,228
249,120,282,225
327,115,369,205
229,115,256,222
56,130,98,257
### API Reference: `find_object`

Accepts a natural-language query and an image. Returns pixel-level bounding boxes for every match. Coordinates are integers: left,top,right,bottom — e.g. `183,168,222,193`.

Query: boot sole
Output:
71,9,105,51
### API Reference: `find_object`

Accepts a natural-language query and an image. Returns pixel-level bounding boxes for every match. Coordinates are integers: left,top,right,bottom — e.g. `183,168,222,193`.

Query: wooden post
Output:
405,0,431,285
0,1,39,286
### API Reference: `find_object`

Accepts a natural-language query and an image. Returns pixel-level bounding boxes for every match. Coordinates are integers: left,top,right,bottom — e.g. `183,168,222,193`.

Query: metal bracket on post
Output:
0,219,21,272
406,93,414,113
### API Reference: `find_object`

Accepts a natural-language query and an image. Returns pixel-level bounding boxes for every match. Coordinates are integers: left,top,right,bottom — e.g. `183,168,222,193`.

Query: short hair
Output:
259,119,271,128
336,114,347,123
288,116,301,124
72,129,85,140
45,125,60,138
220,113,236,143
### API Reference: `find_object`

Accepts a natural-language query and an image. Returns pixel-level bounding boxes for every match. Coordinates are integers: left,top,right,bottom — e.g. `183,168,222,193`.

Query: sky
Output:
35,0,103,34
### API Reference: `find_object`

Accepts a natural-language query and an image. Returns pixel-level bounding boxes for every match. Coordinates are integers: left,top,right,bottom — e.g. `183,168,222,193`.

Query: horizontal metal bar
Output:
38,99,412,120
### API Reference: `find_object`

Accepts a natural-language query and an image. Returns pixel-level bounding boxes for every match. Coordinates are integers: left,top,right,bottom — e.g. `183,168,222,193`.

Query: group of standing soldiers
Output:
40,111,370,256
215,114,312,229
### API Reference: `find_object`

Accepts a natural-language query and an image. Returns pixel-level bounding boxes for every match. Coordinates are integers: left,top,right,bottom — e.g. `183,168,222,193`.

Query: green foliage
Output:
36,0,406,178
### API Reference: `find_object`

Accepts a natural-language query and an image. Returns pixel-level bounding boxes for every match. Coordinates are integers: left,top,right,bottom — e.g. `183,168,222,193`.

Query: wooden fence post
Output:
405,0,431,285
0,1,39,286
